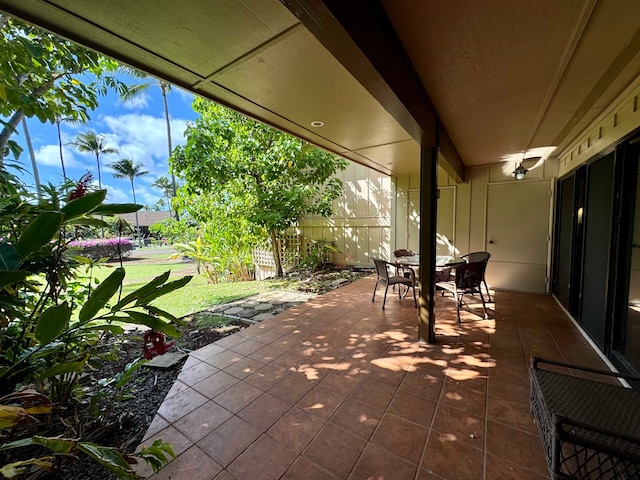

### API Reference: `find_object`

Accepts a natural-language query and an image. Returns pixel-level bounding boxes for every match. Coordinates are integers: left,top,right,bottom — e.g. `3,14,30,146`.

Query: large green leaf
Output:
0,457,55,478
32,436,76,455
76,442,136,477
16,212,63,258
145,305,179,324
0,244,20,270
0,271,28,290
34,302,71,344
120,311,180,337
39,360,87,380
137,276,193,305
111,271,170,310
92,203,142,215
65,218,109,228
79,268,125,322
60,190,107,220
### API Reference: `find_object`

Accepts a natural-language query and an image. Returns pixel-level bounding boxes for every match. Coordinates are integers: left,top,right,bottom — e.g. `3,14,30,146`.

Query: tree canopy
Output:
171,98,348,276
0,15,129,162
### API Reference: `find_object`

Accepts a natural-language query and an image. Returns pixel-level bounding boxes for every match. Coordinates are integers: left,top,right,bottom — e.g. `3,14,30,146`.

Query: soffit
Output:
383,0,640,166
7,1,640,177
0,0,419,176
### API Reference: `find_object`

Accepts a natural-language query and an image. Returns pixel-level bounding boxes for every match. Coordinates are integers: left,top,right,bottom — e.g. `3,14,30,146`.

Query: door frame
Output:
484,178,555,293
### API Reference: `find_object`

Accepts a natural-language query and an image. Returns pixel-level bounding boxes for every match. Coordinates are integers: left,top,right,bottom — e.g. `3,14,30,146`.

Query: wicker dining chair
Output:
435,260,488,322
371,258,417,310
461,251,492,301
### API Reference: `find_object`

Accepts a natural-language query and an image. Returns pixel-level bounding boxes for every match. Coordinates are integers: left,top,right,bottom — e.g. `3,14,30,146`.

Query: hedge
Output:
69,238,133,261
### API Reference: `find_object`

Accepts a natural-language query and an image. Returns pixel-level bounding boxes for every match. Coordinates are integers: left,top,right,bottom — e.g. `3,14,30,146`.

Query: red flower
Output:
68,173,94,201
143,329,175,359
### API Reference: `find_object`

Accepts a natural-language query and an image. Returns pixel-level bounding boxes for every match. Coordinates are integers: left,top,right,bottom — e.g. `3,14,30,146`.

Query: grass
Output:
88,255,293,319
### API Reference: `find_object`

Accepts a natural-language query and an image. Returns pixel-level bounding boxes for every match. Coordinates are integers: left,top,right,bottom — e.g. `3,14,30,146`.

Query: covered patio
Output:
136,277,605,480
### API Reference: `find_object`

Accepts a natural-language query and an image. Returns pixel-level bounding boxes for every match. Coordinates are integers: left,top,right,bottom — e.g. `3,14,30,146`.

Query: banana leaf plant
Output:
0,172,191,478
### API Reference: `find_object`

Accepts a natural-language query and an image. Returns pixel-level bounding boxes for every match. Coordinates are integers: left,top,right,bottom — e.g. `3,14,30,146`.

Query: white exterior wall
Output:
393,160,559,293
295,161,392,266
291,76,640,290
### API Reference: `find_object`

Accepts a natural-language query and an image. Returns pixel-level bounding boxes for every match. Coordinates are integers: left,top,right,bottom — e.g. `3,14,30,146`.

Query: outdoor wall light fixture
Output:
513,163,528,180
310,121,324,127
513,153,542,180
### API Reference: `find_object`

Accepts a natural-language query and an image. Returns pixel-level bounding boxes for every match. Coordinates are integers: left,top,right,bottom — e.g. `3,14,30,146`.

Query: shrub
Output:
0,170,189,478
69,237,133,260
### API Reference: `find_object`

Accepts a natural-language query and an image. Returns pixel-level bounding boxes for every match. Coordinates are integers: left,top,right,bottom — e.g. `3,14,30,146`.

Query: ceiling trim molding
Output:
524,0,597,151
281,0,465,182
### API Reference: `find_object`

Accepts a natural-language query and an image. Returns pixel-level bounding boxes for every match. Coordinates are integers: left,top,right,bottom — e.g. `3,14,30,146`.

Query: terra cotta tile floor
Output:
136,276,609,480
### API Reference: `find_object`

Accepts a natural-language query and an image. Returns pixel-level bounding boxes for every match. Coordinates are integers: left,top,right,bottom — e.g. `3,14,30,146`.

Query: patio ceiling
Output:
2,1,640,180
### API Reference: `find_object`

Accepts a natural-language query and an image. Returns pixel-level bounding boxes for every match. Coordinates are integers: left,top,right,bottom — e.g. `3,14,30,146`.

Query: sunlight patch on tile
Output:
445,368,484,381
371,355,415,372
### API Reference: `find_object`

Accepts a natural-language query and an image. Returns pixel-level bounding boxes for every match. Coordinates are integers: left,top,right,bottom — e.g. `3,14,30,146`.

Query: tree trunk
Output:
270,229,284,277
0,108,25,165
55,117,67,180
161,84,180,221
132,178,142,248
22,118,41,196
95,153,102,190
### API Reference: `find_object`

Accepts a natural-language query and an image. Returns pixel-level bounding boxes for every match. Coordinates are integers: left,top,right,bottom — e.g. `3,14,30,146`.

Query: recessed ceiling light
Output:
310,121,324,128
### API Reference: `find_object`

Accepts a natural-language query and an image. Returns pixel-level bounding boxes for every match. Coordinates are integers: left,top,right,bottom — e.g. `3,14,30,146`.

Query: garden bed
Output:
21,318,247,480
8,267,370,479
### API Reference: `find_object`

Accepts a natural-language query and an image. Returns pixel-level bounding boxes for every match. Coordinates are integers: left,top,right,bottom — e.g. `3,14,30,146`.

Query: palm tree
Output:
55,113,81,181
21,118,41,195
109,158,149,247
69,130,118,190
152,176,173,217
119,68,179,219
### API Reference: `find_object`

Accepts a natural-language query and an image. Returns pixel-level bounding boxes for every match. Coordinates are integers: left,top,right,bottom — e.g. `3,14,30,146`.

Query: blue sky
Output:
13,72,198,208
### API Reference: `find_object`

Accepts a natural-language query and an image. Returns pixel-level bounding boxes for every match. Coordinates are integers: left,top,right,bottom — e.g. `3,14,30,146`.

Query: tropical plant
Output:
300,240,340,272
70,131,119,191
148,217,197,244
170,237,221,283
0,15,130,164
0,167,190,478
108,158,149,247
152,176,173,217
171,98,348,276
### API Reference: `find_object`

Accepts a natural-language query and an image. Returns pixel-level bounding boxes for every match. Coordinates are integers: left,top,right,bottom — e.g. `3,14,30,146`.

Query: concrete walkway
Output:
205,290,318,323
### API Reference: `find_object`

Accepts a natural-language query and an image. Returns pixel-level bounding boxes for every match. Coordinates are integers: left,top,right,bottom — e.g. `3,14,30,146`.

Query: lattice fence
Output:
252,234,301,270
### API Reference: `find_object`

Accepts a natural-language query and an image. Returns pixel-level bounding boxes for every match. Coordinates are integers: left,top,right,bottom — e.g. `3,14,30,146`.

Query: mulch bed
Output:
4,320,245,480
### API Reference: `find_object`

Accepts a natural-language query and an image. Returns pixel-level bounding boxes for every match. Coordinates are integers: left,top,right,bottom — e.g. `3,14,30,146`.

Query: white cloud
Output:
101,113,189,177
122,93,150,110
174,87,195,102
102,182,131,204
35,144,87,170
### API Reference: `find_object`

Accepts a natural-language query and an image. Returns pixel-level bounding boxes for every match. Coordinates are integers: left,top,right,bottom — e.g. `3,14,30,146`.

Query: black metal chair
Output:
435,260,488,322
372,258,417,310
461,251,492,301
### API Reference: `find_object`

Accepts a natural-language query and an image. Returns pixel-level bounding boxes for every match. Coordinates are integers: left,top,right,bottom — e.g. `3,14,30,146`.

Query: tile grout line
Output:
414,338,454,480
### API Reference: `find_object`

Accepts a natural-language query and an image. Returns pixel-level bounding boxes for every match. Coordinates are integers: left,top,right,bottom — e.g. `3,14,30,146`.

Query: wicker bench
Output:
529,357,640,479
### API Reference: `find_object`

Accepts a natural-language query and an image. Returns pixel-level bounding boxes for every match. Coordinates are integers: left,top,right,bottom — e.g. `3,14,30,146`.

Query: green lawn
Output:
89,257,291,319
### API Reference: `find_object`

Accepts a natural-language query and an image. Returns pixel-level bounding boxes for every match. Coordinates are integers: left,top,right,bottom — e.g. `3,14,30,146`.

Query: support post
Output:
418,143,439,343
